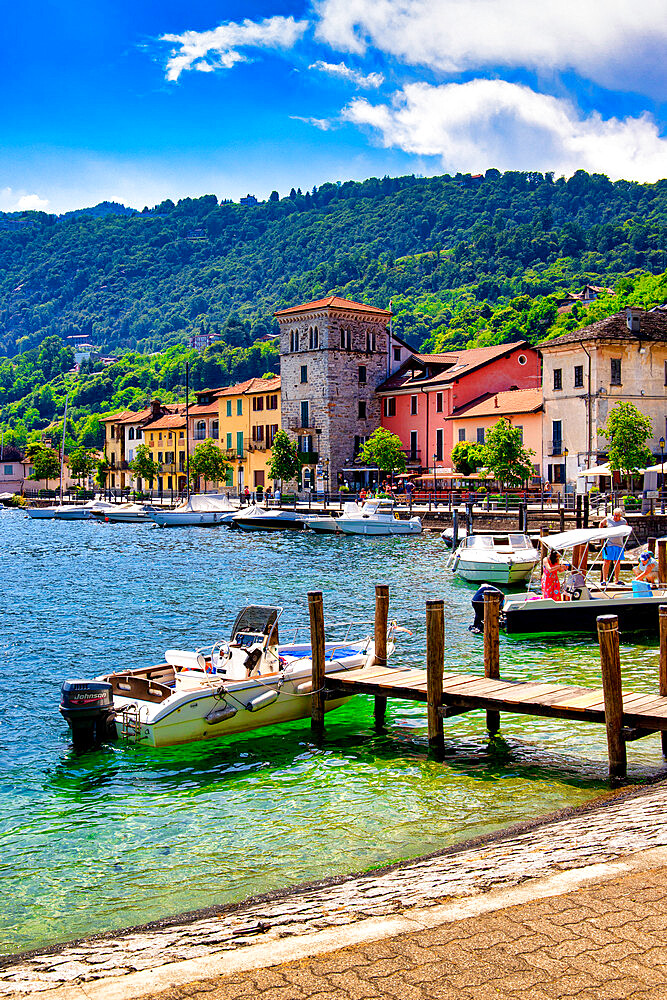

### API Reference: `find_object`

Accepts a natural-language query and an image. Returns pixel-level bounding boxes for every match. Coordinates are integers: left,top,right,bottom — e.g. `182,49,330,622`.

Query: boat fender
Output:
205,703,238,725
247,689,279,712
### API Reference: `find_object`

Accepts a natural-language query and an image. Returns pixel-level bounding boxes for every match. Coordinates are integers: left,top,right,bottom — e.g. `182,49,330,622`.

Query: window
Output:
226,400,232,417
195,420,206,440
476,427,485,444
309,326,319,349
611,358,622,385
211,419,219,439
436,428,443,461
553,368,562,391
254,470,265,487
128,427,135,440
136,428,142,440
236,431,244,457
358,400,367,419
252,396,264,411
4,465,12,475
252,425,264,441
436,392,443,413
269,424,278,444
158,451,163,463
354,434,368,456
365,331,376,352
179,431,184,439
358,365,367,384
393,346,401,362
409,431,418,461
110,425,115,439
159,432,163,441
128,449,133,462
552,420,562,455
516,426,524,444
165,451,175,464
226,433,232,449
383,397,396,417
340,329,351,350
266,394,278,410
301,365,308,384
517,354,527,366
178,451,186,471
410,395,418,415
458,428,466,442
167,476,173,490
289,330,298,353
300,400,309,428
236,399,242,416
574,365,584,388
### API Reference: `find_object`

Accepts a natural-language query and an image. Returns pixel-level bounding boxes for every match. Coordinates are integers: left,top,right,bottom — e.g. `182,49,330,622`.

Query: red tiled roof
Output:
145,412,186,430
454,387,543,419
540,310,667,349
274,296,391,318
215,376,281,396
188,403,219,416
377,342,531,392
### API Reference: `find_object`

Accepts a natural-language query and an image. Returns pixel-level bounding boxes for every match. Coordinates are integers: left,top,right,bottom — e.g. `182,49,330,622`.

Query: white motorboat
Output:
232,504,314,531
306,502,363,533
94,502,155,523
336,500,422,536
54,500,117,520
149,493,239,527
449,532,539,584
60,605,400,749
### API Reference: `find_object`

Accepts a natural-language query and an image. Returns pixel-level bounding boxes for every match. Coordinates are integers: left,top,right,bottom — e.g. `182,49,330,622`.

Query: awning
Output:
541,525,631,550
579,463,612,477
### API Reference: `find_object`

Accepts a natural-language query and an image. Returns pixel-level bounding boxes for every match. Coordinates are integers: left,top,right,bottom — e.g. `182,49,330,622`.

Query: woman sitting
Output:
541,550,570,601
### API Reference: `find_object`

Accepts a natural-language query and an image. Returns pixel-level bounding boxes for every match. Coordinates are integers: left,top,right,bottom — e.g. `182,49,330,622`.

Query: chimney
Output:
494,395,499,407
626,307,642,334
151,398,162,419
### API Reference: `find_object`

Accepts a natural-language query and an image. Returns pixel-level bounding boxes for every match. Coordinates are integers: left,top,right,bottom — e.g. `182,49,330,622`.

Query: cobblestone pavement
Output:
144,862,667,1000
3,784,667,997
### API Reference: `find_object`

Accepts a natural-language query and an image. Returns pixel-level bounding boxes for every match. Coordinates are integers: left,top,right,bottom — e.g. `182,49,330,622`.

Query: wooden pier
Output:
308,587,667,781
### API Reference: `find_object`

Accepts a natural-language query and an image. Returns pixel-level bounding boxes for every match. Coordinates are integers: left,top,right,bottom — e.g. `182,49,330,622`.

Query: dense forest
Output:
1,167,666,451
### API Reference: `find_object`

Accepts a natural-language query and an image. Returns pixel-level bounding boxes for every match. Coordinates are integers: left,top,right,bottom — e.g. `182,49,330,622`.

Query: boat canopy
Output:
541,525,631,550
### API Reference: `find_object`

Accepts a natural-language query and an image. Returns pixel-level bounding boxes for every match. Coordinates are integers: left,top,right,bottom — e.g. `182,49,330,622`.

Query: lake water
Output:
1,509,665,955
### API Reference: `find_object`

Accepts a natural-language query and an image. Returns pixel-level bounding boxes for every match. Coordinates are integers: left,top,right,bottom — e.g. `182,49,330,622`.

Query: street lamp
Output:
563,447,569,487
660,436,665,513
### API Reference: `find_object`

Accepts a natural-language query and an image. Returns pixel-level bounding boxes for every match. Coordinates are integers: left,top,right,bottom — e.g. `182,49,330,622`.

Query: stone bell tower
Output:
275,296,392,489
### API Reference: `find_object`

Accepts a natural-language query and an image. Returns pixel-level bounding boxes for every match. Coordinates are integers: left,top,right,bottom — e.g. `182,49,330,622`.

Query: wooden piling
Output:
597,614,626,780
659,606,667,756
648,536,657,555
539,526,548,564
308,590,326,734
374,584,389,727
484,589,502,735
583,494,590,529
559,506,565,532
659,539,667,584
426,599,444,747
576,494,582,529
452,509,459,548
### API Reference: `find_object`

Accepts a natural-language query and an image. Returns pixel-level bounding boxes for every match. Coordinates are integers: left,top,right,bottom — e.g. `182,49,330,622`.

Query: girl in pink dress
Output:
541,551,568,600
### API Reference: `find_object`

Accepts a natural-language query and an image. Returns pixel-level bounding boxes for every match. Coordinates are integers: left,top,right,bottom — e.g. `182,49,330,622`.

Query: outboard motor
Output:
60,680,117,751
470,584,504,634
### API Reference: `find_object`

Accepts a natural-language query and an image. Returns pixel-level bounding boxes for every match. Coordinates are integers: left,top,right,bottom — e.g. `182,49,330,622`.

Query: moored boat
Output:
94,502,155,524
60,605,400,749
449,532,538,584
149,493,239,527
231,504,312,531
335,500,422,536
305,502,363,533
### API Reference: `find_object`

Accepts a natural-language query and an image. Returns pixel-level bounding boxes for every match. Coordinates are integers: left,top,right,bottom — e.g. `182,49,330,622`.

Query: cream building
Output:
540,308,667,486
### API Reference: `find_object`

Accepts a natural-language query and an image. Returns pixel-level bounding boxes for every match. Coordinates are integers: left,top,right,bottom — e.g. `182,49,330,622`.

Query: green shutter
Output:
226,433,232,449
236,431,244,457
226,400,232,417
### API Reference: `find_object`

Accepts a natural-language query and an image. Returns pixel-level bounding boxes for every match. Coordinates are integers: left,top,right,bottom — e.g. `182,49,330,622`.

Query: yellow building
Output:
188,377,281,494
144,410,187,494
102,400,174,491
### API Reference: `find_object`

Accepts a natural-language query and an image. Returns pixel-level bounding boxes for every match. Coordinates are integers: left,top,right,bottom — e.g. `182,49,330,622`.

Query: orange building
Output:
450,387,543,478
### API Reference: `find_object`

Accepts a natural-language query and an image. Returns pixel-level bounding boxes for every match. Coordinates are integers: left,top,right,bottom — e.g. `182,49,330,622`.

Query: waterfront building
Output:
275,296,392,489
377,342,540,475
144,410,187,494
0,454,25,493
540,308,667,486
451,388,544,478
102,400,176,490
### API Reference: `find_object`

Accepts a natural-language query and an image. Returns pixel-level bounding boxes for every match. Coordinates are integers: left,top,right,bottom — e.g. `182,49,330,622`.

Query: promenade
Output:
4,781,667,999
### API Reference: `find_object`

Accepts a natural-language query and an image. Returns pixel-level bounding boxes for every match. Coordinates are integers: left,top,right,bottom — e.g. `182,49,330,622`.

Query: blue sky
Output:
1,0,666,214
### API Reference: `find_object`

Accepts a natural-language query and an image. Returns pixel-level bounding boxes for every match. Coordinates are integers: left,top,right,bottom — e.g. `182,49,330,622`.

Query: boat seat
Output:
165,649,206,671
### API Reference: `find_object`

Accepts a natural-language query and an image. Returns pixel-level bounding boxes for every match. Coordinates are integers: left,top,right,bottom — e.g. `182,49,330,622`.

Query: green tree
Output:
95,456,109,488
267,429,300,486
358,427,407,476
29,448,61,489
68,446,96,483
129,444,161,486
482,418,535,487
599,401,654,482
451,441,485,475
189,439,231,491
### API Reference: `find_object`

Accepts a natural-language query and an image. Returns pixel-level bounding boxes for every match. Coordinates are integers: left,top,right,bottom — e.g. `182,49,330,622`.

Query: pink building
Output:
377,342,541,472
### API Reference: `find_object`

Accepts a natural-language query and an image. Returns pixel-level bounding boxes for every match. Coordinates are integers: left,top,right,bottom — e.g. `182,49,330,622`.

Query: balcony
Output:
402,449,421,465
289,417,316,432
298,450,319,464
548,440,563,457
224,448,238,460
193,432,207,441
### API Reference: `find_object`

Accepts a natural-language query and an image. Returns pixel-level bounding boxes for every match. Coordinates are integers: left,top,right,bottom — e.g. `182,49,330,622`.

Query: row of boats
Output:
27,496,424,536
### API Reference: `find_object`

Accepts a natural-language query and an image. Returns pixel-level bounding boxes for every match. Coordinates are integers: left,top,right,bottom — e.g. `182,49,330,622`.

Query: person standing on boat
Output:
541,550,569,601
600,508,627,584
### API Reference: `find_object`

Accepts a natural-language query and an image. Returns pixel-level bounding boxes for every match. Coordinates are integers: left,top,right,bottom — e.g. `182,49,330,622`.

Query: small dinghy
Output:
449,533,538,584
60,605,402,749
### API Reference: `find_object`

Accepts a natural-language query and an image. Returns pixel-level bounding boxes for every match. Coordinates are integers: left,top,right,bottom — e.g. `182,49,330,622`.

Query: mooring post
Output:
539,525,548,565
648,536,657,555
583,493,590,529
426,599,444,747
576,493,583,530
374,584,390,728
597,614,627,781
452,509,459,548
659,606,667,757
484,589,502,736
559,505,565,532
659,539,667,584
308,590,326,734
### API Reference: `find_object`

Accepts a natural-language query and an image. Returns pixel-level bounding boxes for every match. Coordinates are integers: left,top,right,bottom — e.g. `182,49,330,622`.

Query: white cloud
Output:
314,0,667,95
0,188,49,212
291,115,337,131
342,80,667,181
309,60,383,88
161,15,308,81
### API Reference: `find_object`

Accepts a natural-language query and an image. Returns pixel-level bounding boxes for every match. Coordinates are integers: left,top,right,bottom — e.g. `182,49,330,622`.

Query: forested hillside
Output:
1,168,666,452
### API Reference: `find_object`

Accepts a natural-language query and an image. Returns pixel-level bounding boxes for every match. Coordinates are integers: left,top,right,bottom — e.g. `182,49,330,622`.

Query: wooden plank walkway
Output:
324,665,667,733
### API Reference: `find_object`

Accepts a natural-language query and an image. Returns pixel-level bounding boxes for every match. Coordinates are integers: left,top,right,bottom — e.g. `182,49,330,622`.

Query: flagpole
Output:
185,361,190,501
59,393,69,505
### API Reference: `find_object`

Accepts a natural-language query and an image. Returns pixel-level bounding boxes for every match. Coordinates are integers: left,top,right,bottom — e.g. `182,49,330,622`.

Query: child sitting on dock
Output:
634,550,659,584
541,550,570,601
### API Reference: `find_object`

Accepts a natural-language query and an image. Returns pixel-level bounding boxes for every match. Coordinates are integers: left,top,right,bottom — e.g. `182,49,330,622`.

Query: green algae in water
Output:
1,513,666,954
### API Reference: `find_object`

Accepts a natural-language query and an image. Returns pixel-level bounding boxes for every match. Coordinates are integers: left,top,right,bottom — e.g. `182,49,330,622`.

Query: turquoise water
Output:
1,510,666,955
